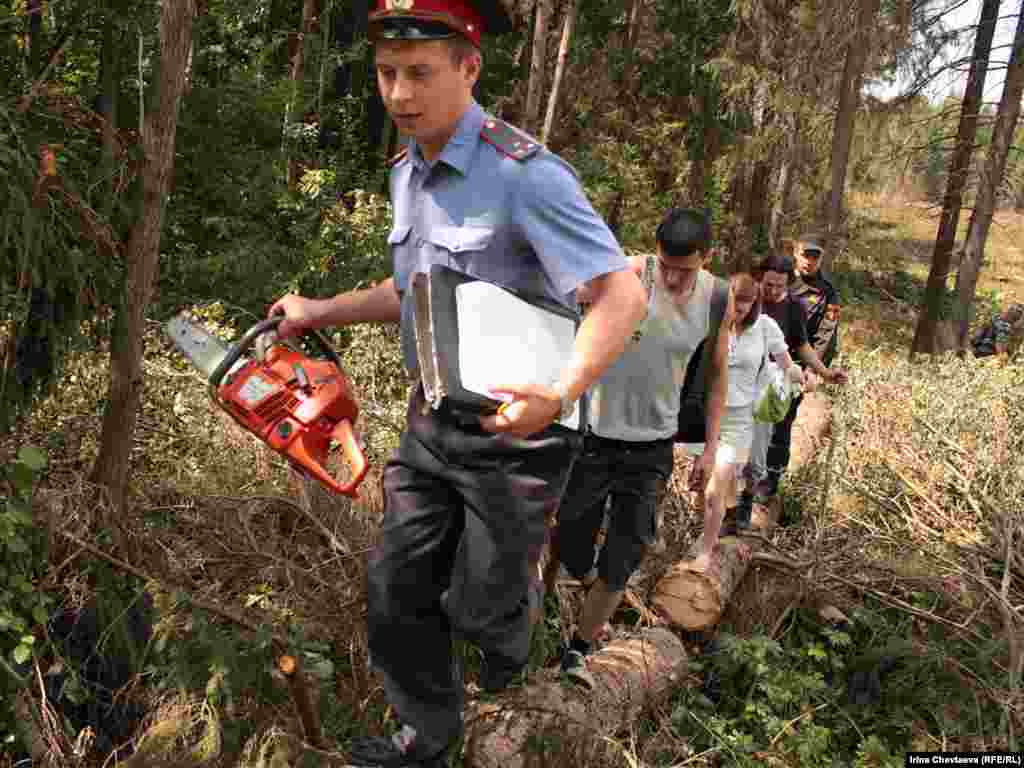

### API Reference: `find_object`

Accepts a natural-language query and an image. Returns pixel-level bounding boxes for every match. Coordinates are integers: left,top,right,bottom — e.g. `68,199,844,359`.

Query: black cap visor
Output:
373,17,459,41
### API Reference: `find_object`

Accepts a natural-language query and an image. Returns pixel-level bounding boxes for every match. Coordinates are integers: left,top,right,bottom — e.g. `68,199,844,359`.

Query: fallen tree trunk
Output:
651,392,832,631
465,627,687,768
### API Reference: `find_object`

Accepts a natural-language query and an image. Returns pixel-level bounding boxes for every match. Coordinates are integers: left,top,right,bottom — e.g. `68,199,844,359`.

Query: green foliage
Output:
664,603,999,766
0,96,120,433
0,444,51,752
157,57,391,321
147,597,287,756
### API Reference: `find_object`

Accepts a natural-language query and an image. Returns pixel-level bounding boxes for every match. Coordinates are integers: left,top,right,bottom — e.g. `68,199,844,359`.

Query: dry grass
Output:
3,313,401,767
840,192,1024,362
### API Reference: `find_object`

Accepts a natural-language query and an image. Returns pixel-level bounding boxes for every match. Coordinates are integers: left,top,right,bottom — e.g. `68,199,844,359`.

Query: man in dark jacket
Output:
789,234,841,367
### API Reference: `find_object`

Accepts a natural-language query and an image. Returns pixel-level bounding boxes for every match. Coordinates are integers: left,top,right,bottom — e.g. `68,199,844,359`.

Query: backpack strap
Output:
758,316,769,378
387,146,408,167
686,275,730,401
641,253,656,296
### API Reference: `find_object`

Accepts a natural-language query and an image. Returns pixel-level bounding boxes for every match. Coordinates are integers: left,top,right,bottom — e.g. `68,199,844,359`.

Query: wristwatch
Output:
553,381,577,421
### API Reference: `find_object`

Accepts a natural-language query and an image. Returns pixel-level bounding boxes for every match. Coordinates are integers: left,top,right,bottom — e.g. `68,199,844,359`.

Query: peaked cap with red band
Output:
369,0,514,48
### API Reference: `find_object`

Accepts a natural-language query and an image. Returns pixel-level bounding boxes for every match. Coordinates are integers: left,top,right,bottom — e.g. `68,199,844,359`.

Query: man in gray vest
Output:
556,208,731,689
268,1,647,765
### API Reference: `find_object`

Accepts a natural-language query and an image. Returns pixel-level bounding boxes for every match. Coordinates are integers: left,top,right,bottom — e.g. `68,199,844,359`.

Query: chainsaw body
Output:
166,314,369,498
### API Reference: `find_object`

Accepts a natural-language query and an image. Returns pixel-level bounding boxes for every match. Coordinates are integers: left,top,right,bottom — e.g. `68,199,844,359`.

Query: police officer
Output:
269,2,647,765
788,234,841,367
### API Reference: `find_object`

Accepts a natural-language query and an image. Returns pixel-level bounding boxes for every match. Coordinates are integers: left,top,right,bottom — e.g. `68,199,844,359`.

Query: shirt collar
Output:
408,101,484,175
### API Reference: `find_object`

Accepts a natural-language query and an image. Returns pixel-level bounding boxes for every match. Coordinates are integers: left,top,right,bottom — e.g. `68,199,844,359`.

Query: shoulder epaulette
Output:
480,117,542,161
387,146,408,167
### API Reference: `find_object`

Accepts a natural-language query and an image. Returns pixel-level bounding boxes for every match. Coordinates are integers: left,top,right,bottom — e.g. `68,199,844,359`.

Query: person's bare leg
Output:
577,578,626,644
693,463,733,575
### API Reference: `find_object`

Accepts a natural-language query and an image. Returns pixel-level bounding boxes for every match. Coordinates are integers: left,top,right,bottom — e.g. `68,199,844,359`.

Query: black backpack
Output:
674,276,730,443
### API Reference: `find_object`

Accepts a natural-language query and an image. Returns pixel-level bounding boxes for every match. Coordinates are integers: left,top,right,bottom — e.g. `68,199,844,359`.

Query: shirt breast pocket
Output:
388,224,417,289
425,225,495,274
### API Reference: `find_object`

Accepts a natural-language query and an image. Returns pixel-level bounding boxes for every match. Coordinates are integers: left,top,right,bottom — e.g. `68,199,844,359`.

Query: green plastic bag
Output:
753,367,793,424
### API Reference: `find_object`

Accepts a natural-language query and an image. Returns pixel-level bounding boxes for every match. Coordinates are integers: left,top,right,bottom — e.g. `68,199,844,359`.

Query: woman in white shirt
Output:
686,271,804,576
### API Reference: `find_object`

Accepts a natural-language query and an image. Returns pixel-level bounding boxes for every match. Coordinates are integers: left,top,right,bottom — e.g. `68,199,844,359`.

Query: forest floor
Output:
3,195,1024,767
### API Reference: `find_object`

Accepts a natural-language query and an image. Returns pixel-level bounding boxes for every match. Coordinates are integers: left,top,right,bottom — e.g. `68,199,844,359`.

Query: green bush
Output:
0,445,51,752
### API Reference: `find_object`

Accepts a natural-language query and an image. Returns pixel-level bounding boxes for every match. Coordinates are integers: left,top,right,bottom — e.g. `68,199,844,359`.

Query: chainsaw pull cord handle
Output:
330,419,369,497
207,316,342,388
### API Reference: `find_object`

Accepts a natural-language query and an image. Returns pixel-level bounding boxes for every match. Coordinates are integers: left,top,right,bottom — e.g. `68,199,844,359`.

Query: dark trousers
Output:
764,392,803,494
366,387,579,756
557,435,674,590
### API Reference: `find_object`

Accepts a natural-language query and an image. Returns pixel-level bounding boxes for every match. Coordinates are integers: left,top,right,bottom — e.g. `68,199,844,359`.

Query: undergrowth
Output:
2,202,1023,766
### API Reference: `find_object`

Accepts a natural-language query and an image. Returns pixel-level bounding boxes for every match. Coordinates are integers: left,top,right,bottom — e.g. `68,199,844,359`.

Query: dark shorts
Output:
557,434,674,590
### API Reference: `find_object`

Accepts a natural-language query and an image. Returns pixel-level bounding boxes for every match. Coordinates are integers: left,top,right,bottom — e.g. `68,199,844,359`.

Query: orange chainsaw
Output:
164,312,369,498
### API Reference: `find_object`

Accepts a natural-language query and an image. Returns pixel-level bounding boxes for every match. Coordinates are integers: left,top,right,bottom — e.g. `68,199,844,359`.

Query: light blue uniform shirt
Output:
389,101,628,374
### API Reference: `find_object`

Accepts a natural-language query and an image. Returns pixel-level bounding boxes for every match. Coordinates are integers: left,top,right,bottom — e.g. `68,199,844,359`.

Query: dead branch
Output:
18,31,76,115
58,529,288,649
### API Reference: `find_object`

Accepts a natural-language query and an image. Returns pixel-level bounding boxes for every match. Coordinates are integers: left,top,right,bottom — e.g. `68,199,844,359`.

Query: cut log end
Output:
651,569,722,631
651,537,754,631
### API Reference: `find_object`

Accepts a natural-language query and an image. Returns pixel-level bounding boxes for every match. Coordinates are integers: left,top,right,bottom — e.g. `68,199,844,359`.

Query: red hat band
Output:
371,0,486,47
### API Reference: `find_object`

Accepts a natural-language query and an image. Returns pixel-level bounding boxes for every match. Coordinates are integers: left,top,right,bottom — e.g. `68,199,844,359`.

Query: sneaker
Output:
479,651,525,694
560,649,595,690
347,729,448,767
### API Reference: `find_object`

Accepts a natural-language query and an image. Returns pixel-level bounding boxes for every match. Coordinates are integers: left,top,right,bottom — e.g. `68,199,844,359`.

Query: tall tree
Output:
287,0,319,188
541,0,576,144
90,0,197,511
952,5,1024,352
98,2,122,216
823,0,881,270
769,114,800,250
911,0,1000,357
524,0,553,135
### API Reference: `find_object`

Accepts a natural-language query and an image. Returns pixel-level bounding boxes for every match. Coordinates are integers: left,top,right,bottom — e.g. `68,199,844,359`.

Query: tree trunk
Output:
621,0,642,87
686,84,722,208
953,7,1024,352
824,0,881,271
541,0,576,145
287,0,319,188
769,117,799,250
911,0,1000,358
318,0,333,118
99,7,120,216
747,160,772,242
745,58,773,244
90,0,196,511
465,628,687,768
524,0,553,135
652,391,832,631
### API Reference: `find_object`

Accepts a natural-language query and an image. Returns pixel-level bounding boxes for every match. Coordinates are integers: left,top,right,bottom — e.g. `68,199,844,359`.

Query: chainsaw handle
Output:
328,419,369,498
208,316,343,387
